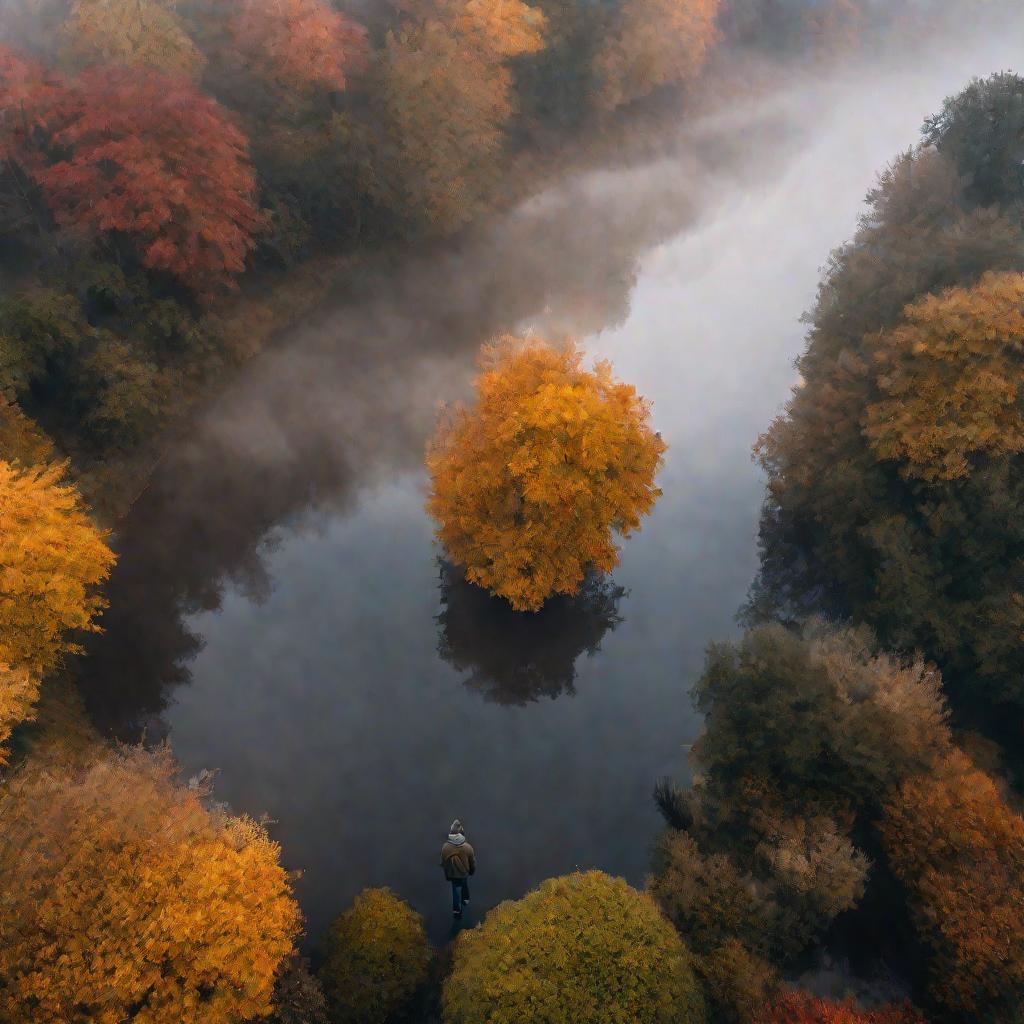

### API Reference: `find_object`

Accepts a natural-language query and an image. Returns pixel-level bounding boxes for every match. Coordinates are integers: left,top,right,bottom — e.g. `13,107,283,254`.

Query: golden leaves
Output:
0,745,301,1024
426,336,665,611
595,0,721,112
865,272,1024,481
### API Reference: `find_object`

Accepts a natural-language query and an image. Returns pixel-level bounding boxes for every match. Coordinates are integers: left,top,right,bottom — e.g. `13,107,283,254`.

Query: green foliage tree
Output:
443,871,706,1024
319,888,431,1024
922,71,1024,208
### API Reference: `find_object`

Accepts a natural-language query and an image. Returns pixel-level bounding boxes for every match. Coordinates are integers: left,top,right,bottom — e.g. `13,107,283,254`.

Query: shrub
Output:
443,870,706,1024
319,888,431,1024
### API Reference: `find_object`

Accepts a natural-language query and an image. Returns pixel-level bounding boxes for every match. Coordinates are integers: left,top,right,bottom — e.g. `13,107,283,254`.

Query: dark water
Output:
81,32,1024,947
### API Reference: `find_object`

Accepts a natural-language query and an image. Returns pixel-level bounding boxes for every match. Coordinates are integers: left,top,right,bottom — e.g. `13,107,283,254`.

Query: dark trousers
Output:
451,878,470,912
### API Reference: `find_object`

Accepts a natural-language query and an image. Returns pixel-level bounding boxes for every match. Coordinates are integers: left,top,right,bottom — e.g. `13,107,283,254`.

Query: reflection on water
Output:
78,26,1024,945
437,562,626,706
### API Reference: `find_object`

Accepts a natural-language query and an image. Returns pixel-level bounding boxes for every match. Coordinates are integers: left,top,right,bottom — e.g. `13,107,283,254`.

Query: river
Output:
81,19,1024,947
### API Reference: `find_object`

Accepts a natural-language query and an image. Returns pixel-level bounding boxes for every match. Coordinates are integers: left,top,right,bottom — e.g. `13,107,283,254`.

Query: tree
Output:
62,0,206,77
922,72,1024,208
694,939,777,1024
319,888,431,1024
228,0,367,93
0,50,264,297
881,749,1024,1021
268,955,329,1024
443,871,706,1024
767,992,926,1024
0,458,114,759
689,623,950,827
595,0,720,111
426,337,666,611
864,272,1024,482
0,744,301,1024
370,0,545,232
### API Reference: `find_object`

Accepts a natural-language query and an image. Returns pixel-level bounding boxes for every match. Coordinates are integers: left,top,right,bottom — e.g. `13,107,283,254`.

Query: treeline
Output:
0,0,914,513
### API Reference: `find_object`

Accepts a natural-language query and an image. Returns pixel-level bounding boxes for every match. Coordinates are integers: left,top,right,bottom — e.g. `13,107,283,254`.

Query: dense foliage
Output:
319,888,431,1024
0,745,300,1023
427,337,666,611
444,871,706,1024
0,457,113,759
750,72,1024,726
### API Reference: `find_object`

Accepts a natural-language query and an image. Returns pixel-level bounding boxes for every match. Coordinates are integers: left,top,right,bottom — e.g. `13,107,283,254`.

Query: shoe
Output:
453,910,462,919
463,898,470,905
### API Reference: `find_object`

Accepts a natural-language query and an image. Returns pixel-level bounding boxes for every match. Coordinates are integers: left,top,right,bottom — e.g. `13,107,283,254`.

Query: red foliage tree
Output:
768,992,926,1024
230,0,367,93
0,46,263,296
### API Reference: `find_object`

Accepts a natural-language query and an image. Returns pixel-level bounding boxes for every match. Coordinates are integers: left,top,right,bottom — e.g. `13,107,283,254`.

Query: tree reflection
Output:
436,561,627,705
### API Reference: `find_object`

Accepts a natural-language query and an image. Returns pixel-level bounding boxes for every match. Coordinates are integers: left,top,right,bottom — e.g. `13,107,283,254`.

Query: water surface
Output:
83,26,1024,945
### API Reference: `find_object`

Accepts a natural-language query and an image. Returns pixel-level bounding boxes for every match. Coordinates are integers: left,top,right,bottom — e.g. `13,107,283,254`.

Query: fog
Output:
76,5,1024,952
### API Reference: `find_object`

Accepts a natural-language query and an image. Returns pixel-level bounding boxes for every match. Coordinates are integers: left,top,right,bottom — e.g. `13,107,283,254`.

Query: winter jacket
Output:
440,834,476,880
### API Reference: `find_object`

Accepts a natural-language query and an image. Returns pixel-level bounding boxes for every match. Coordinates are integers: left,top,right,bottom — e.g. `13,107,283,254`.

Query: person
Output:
440,819,476,918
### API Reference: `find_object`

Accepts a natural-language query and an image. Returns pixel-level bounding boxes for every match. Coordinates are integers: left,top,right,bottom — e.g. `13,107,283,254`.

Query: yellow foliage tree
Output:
63,0,205,77
0,458,114,761
426,337,666,611
444,871,706,1024
0,745,301,1024
319,887,431,1024
595,0,720,111
865,271,1024,482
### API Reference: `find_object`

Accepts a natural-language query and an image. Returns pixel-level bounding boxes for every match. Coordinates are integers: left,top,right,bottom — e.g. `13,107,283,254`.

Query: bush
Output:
443,870,706,1024
319,888,431,1024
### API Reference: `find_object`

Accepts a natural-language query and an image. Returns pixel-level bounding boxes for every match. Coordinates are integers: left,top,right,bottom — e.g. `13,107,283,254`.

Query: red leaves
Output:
768,992,927,1024
230,0,368,93
0,48,263,297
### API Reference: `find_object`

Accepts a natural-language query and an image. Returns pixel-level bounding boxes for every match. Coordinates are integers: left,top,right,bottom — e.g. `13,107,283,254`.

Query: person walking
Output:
440,819,476,919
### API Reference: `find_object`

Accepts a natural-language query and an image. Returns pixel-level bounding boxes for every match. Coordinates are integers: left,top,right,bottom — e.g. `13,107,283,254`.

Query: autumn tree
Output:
864,272,1024,482
595,0,720,111
0,49,264,296
881,749,1024,1021
689,622,950,827
0,458,114,760
767,992,926,1024
62,0,206,77
368,0,546,231
444,871,706,1024
319,888,431,1024
426,336,666,611
228,0,367,94
0,744,301,1024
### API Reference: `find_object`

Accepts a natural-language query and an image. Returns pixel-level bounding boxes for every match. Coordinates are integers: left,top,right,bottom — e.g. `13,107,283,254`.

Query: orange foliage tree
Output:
0,459,114,761
865,271,1024,482
426,337,665,611
0,745,301,1024
0,48,263,296
881,749,1024,1020
595,0,720,111
229,0,367,93
768,992,926,1024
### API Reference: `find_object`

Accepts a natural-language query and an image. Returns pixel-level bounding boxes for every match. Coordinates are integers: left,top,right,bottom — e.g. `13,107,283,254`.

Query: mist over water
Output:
81,12,1024,946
